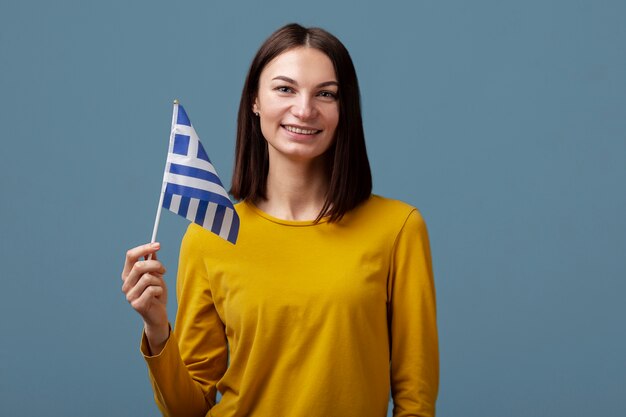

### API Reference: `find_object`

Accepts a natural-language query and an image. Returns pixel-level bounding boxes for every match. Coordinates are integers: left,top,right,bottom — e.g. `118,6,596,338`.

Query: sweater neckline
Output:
243,200,330,227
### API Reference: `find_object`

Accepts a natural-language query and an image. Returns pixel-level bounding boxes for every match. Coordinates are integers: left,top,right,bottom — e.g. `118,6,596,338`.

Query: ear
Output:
252,97,259,114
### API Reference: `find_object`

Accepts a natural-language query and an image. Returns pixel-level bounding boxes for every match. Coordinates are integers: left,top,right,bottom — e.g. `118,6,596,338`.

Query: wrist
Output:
144,322,170,355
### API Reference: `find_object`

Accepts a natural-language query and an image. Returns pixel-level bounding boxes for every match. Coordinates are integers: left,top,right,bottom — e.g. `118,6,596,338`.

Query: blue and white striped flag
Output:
160,102,239,244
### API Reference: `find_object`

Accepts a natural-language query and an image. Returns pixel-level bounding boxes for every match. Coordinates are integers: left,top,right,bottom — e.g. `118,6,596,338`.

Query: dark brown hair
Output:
230,23,372,222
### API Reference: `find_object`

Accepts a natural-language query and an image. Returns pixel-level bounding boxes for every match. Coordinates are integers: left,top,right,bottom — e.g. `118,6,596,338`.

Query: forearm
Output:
142,329,212,417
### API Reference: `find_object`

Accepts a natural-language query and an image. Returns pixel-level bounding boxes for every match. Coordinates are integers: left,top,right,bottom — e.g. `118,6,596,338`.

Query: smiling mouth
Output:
282,125,321,135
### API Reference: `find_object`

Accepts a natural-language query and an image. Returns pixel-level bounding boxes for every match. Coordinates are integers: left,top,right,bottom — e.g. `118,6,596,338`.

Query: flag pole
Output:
149,99,179,247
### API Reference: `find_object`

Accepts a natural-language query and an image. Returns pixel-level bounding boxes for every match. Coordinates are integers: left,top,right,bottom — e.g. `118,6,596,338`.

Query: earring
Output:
254,111,259,117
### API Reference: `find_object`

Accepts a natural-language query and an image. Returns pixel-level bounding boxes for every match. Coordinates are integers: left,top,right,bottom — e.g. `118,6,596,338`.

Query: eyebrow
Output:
272,75,339,88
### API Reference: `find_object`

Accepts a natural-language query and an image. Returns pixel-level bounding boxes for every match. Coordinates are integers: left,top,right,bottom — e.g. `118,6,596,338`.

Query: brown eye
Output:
318,91,337,99
275,86,294,93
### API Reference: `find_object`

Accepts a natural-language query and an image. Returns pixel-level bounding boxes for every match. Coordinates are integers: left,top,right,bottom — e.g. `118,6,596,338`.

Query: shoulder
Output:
180,223,211,258
356,194,426,226
180,201,251,258
343,194,428,242
181,222,234,259
366,194,417,212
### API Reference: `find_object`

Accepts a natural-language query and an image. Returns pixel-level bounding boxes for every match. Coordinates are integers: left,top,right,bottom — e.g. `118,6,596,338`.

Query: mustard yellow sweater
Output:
141,195,438,416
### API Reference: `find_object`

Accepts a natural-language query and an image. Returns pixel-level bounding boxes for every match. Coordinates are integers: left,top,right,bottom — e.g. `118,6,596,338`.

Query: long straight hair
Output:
230,23,372,222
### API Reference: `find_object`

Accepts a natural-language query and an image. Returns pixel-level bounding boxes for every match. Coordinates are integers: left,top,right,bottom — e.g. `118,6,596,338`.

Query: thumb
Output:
144,246,160,261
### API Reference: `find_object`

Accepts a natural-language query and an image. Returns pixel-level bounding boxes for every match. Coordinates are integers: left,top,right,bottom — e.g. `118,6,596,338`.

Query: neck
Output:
255,153,330,221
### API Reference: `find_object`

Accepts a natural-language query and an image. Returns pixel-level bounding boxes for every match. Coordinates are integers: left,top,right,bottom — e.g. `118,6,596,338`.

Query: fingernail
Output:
151,242,160,248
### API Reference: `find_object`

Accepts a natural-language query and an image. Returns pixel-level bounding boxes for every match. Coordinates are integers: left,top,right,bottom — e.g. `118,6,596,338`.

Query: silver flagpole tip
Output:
173,99,179,104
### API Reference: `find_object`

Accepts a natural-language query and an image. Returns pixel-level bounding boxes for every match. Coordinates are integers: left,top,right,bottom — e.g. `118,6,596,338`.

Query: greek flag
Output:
161,102,239,244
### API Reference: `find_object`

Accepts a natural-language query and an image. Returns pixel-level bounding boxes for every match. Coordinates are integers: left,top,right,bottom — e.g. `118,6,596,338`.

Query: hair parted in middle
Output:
230,23,372,223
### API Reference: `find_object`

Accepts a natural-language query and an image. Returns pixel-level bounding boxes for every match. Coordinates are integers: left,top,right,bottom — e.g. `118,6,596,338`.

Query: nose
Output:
291,96,317,120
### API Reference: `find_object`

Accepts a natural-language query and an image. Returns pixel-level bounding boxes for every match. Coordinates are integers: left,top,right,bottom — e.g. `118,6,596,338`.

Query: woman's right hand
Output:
122,242,170,354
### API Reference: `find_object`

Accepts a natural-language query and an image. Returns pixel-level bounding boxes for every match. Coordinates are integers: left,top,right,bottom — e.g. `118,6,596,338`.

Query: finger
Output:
123,242,161,278
122,260,167,293
144,251,159,262
130,285,165,315
122,242,161,278
125,273,166,303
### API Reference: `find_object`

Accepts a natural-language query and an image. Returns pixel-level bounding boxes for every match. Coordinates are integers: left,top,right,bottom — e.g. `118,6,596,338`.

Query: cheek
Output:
258,115,283,144
258,101,286,127
327,110,340,136
258,120,273,143
259,112,279,137
328,103,340,126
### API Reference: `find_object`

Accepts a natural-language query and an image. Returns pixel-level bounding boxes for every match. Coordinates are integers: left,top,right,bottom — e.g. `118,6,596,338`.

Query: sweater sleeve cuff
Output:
140,323,174,360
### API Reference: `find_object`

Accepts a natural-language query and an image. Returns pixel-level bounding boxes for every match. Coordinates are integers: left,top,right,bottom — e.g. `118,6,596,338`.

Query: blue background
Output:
1,1,625,416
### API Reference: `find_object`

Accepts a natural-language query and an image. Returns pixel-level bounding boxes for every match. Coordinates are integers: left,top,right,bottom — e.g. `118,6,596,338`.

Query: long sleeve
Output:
141,225,229,417
388,209,439,417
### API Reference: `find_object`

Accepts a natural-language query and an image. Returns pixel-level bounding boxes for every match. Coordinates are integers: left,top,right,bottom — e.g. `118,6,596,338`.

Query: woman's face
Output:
253,47,339,164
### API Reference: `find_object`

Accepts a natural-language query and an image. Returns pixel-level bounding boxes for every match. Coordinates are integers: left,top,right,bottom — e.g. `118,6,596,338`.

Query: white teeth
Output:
284,125,319,135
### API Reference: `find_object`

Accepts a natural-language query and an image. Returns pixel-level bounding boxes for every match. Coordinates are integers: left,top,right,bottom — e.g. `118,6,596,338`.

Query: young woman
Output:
121,23,438,417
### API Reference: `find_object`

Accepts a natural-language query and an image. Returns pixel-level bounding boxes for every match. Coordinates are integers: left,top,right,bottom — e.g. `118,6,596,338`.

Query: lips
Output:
282,124,321,135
